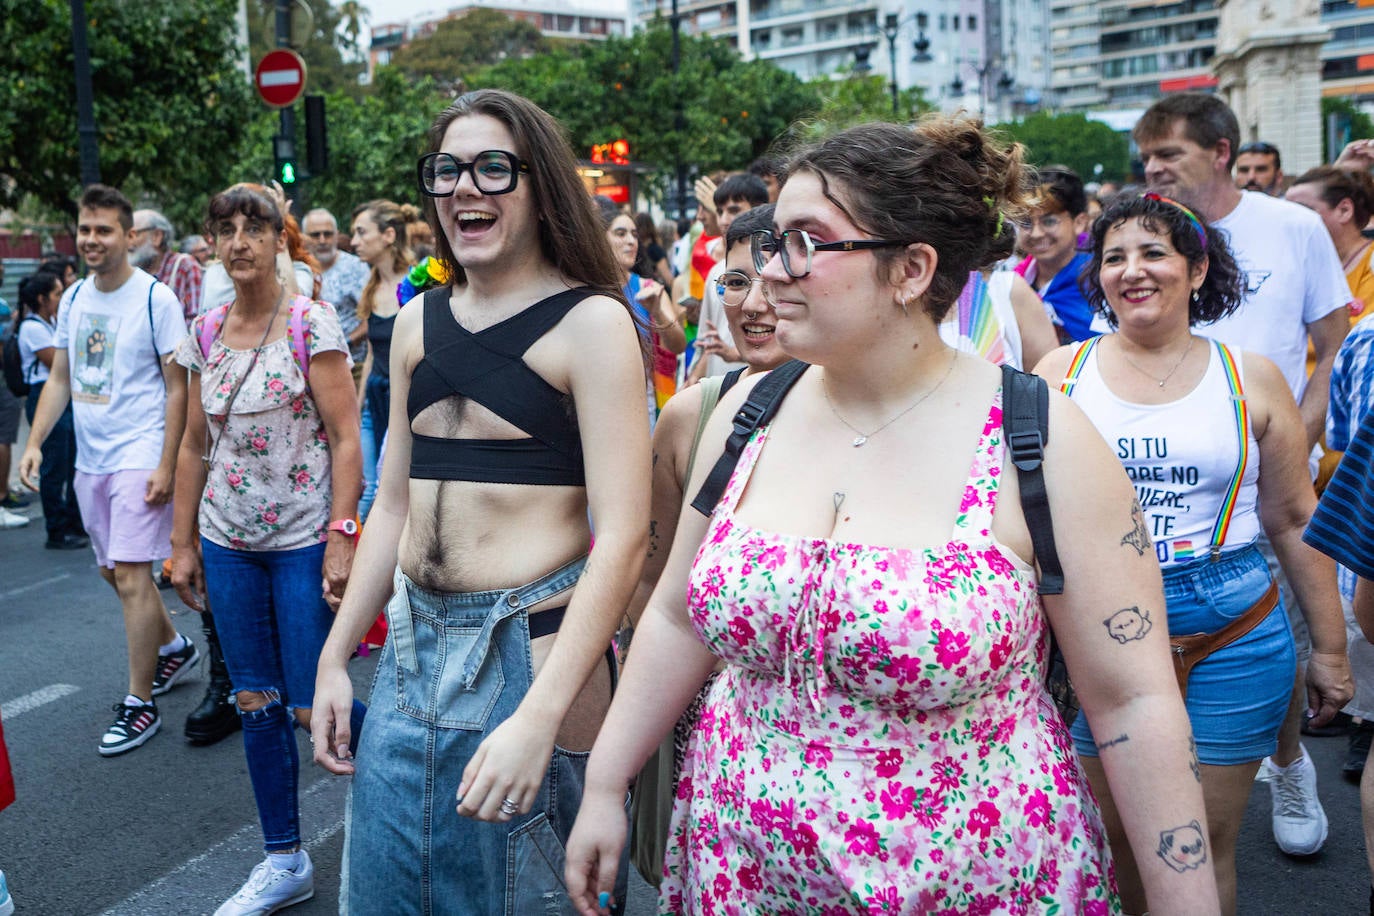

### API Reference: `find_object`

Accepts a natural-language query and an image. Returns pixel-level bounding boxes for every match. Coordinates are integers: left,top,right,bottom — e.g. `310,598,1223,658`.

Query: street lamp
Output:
949,57,1015,119
876,12,934,118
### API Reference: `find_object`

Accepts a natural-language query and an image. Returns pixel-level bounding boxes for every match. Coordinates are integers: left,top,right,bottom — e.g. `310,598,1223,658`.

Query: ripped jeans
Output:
343,558,629,916
201,538,366,852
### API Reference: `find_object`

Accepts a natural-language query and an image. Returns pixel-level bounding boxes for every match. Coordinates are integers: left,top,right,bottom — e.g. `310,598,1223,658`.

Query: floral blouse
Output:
175,300,351,552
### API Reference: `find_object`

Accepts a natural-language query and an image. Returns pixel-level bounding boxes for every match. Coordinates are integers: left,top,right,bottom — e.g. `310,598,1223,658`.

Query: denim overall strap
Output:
387,566,419,673
458,554,588,690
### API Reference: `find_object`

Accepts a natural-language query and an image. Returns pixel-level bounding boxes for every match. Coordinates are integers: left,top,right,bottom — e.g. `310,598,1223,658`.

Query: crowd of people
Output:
2,86,1374,915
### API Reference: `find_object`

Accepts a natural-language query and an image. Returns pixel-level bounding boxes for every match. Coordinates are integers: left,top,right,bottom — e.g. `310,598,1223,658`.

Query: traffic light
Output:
305,95,328,176
273,135,297,186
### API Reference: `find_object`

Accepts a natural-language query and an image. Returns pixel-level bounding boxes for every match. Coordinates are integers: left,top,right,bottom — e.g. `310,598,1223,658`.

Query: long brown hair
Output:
353,199,417,318
421,89,622,303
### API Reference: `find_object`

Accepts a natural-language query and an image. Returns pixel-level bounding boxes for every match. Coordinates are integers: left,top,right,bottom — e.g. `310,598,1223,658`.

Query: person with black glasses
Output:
1234,141,1285,196
566,118,1219,915
310,89,647,914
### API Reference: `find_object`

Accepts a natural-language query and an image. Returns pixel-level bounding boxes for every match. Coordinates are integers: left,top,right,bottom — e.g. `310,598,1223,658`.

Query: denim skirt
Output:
342,557,629,915
1072,542,1295,766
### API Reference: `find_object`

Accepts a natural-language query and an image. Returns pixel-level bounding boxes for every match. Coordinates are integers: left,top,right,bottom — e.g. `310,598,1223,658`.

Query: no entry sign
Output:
255,49,307,108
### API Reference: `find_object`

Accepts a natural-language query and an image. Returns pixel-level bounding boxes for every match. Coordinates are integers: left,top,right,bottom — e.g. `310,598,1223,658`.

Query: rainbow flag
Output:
955,272,1009,366
1172,540,1195,561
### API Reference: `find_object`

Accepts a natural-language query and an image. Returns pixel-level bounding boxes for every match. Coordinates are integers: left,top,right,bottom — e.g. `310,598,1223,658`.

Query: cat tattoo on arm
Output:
1157,821,1208,872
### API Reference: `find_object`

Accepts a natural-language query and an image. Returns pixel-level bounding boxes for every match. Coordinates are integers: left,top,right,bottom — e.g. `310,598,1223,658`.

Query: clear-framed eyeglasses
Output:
417,150,529,197
750,228,908,279
715,270,770,308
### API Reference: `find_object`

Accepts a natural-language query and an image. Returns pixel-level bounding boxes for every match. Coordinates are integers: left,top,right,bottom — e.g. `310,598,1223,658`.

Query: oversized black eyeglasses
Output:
417,150,529,197
750,228,908,279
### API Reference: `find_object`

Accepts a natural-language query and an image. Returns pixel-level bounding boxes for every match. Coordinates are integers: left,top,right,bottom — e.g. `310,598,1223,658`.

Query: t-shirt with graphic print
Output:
174,299,350,552
54,269,187,474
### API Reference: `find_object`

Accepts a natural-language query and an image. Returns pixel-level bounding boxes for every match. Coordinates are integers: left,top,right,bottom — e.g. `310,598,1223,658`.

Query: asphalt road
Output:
0,474,1369,913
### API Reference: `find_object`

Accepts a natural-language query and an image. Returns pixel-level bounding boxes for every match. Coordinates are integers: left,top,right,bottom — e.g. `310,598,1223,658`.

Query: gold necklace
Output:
822,352,957,447
1117,336,1194,389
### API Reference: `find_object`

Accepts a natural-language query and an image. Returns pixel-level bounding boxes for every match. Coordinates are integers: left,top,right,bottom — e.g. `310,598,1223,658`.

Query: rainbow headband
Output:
1142,192,1207,249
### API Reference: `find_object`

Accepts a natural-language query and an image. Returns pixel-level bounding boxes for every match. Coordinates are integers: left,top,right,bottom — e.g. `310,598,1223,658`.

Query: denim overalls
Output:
343,557,629,915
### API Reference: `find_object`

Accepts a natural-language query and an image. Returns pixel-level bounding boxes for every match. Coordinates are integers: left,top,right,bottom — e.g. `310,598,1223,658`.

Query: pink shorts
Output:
73,469,174,569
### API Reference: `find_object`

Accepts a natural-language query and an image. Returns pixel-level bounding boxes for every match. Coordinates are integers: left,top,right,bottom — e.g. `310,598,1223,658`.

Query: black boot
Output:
185,611,242,746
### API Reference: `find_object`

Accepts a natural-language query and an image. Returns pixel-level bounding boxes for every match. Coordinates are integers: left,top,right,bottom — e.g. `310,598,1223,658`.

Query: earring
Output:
898,294,911,318
1191,289,1200,304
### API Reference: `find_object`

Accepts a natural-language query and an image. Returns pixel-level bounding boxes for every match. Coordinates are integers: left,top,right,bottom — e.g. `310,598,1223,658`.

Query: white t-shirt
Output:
697,261,748,378
1204,191,1350,401
54,270,188,474
17,314,57,384
200,259,317,316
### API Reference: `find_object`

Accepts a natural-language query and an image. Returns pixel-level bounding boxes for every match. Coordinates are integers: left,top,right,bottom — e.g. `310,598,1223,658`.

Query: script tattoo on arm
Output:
1098,733,1130,751
1104,606,1153,643
1157,821,1208,873
1189,736,1201,783
647,520,660,560
1121,503,1151,557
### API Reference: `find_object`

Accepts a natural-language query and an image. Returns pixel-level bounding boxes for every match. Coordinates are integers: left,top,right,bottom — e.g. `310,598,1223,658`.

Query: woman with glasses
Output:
1016,165,1099,344
566,119,1220,914
349,199,418,520
1035,192,1350,915
311,90,648,913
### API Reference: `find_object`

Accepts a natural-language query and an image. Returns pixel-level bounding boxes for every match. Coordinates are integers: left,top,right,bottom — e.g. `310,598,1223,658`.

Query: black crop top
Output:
407,285,590,486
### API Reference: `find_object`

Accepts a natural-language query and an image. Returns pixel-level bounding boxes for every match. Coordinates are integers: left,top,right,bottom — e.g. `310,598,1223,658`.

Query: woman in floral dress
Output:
567,119,1221,915
170,183,363,915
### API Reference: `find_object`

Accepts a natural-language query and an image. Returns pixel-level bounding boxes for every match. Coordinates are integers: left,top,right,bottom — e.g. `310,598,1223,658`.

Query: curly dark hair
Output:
1079,193,1244,329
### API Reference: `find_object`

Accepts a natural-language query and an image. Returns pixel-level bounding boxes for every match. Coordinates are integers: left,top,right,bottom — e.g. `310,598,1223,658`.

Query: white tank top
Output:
1061,338,1261,567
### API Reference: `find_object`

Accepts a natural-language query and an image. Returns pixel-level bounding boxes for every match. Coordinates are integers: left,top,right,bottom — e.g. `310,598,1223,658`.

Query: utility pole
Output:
70,0,101,186
671,0,687,221
276,0,300,214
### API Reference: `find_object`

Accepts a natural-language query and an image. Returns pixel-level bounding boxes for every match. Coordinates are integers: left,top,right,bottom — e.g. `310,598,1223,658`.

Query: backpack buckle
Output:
732,401,765,439
1007,428,1044,471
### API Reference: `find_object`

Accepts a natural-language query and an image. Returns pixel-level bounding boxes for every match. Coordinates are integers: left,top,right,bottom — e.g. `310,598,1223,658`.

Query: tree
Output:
797,71,934,139
389,8,551,91
995,111,1130,184
0,0,263,230
470,21,819,177
337,0,368,60
1322,97,1374,163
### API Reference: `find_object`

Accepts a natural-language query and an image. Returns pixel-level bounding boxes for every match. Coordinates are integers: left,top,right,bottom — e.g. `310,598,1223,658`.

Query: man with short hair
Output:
1135,92,1353,857
179,234,212,266
20,184,194,757
131,208,202,321
1234,141,1285,195
302,208,369,386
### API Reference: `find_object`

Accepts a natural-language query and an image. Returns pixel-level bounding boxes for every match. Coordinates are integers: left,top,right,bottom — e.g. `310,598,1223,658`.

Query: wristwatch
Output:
328,518,359,538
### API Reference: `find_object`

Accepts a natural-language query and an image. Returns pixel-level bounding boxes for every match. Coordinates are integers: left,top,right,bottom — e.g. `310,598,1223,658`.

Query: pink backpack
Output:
197,295,312,379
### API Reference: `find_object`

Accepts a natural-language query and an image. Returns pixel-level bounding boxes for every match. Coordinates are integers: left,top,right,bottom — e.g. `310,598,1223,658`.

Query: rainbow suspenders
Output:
1059,337,1247,561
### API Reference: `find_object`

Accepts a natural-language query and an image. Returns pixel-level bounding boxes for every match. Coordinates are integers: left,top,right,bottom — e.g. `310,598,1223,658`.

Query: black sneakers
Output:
151,636,201,697
99,700,161,757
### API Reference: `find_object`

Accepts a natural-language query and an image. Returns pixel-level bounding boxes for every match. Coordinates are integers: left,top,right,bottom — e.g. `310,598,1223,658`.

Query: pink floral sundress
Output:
661,389,1119,915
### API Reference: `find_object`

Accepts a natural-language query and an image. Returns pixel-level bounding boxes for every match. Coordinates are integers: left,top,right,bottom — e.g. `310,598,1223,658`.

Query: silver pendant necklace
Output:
822,352,957,447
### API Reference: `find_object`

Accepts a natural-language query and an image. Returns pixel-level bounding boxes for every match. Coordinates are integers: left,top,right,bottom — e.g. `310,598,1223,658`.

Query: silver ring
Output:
500,797,519,816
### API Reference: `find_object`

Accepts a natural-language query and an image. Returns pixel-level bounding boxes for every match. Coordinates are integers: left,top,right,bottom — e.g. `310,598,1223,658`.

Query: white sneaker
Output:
0,869,14,916
0,508,28,529
1263,744,1329,855
214,853,314,915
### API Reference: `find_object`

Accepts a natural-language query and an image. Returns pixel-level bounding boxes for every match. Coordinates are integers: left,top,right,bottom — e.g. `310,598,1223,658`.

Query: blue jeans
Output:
1073,542,1294,766
358,373,389,521
201,537,366,852
343,557,629,915
25,382,82,540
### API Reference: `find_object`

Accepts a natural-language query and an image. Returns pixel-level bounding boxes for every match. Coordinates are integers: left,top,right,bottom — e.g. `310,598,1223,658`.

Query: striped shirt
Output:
1305,403,1374,582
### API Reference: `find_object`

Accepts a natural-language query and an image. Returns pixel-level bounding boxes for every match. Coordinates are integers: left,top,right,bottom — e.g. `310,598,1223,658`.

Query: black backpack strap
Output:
1001,364,1064,595
690,359,809,516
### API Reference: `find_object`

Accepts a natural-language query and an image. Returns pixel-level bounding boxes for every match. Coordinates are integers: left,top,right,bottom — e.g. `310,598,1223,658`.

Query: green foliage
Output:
994,111,1130,184
1321,97,1374,162
795,72,933,140
389,8,551,91
469,20,819,176
295,66,445,219
0,0,263,231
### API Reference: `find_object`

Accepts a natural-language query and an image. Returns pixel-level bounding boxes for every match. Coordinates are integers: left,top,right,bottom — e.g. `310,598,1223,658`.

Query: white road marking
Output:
1,683,80,719
0,572,71,599
99,777,348,915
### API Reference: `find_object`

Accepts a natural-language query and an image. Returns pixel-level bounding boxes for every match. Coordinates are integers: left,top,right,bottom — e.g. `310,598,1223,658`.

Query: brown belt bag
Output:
1170,579,1279,700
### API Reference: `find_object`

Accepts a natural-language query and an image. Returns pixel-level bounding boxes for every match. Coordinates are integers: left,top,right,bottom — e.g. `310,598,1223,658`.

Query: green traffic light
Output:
281,162,296,184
